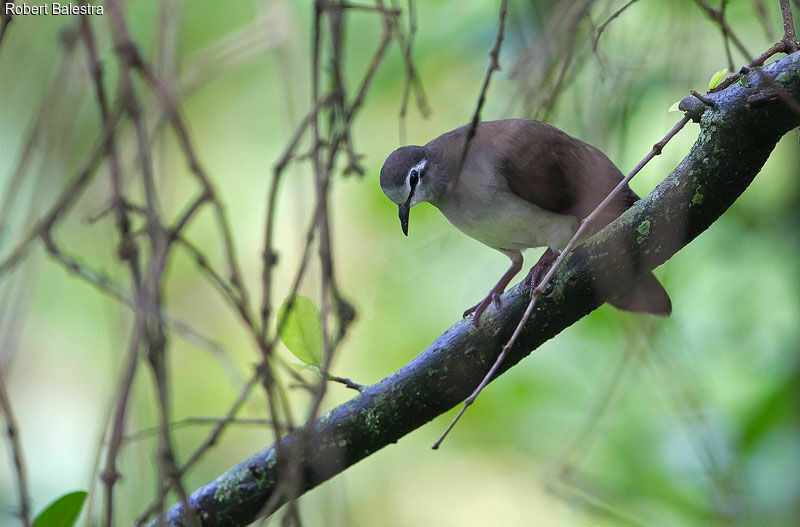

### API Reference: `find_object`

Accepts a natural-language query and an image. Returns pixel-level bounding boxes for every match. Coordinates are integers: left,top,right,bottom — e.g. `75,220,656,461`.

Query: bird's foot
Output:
463,288,504,325
523,248,558,294
522,265,545,290
463,253,523,325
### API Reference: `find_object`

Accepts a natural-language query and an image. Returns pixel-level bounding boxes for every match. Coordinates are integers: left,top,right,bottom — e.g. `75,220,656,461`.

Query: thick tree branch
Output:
155,50,800,527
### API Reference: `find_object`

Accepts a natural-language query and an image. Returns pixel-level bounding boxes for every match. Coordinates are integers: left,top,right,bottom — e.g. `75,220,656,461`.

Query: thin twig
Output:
691,89,718,107
538,23,579,121
433,116,691,449
392,0,430,142
450,0,508,192
721,0,736,71
0,9,12,50
511,0,593,119
592,0,638,52
693,0,753,65
0,103,126,279
0,374,31,527
748,67,800,116
328,374,365,391
780,0,799,50
101,309,146,527
125,417,275,443
0,47,80,244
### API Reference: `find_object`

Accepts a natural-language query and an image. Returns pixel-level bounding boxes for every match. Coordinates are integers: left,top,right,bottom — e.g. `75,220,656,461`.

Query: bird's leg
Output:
522,248,558,291
463,253,523,324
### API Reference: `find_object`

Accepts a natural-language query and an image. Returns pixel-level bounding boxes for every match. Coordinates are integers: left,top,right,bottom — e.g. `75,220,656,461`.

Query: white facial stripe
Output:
406,158,427,188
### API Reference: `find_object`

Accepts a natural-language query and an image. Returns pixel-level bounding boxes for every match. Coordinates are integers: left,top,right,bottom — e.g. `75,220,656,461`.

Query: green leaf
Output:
277,295,323,366
708,68,728,90
668,100,681,112
33,491,87,527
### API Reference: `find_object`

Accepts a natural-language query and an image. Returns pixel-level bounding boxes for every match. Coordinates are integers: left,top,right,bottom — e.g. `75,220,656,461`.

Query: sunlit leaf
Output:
668,100,681,112
33,491,87,527
708,68,728,90
277,295,323,366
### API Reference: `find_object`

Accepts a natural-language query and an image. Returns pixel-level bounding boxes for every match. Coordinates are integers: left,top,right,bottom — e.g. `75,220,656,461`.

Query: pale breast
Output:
432,166,579,252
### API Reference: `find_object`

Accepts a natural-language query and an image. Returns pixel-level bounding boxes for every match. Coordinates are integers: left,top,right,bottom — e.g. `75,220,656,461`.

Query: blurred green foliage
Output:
0,1,798,526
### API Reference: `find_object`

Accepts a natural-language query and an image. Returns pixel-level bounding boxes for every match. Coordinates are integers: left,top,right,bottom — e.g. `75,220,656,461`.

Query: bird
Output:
379,118,671,323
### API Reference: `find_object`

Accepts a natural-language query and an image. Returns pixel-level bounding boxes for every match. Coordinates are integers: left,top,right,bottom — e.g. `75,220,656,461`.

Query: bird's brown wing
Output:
487,120,670,315
490,119,639,235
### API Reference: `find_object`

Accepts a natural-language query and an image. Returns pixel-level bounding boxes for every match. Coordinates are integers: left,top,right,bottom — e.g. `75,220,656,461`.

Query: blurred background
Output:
0,0,799,525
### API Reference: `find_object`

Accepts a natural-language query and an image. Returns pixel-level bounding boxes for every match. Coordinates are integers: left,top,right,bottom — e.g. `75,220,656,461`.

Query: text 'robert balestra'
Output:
4,3,104,15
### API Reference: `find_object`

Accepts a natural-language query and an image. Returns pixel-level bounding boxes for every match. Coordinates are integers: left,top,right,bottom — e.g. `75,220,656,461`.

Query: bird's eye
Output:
409,169,419,188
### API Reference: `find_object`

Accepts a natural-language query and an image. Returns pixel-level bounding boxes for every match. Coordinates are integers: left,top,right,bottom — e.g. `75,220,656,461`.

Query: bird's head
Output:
380,145,434,236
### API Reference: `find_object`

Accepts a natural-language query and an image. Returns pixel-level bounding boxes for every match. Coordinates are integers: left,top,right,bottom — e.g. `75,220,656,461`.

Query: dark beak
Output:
397,176,418,237
398,200,411,236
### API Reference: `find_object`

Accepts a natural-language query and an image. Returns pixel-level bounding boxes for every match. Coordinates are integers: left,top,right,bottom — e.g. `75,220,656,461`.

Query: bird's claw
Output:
523,248,557,293
463,291,502,325
462,304,479,319
523,267,542,290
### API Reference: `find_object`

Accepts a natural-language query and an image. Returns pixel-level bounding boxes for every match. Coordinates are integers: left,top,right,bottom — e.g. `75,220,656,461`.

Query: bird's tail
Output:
607,271,672,316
